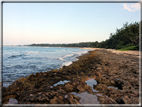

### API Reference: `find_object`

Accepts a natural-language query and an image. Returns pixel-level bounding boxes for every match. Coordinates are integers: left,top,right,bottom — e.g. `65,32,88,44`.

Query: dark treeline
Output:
27,21,140,50
27,42,94,47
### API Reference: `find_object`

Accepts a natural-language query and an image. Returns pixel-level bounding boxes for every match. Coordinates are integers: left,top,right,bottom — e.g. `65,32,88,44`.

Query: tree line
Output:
27,42,94,47
91,21,140,50
27,21,140,50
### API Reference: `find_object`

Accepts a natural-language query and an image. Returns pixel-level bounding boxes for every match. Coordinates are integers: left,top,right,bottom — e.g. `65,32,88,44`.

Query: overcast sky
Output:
3,1,141,45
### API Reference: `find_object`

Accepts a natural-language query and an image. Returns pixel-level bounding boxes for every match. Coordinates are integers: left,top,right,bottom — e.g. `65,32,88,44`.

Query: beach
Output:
2,48,140,105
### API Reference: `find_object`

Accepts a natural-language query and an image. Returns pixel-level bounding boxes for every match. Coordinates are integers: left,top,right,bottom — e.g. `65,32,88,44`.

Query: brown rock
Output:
64,83,73,91
94,84,107,90
68,95,80,104
50,96,64,104
50,96,58,104
95,72,102,77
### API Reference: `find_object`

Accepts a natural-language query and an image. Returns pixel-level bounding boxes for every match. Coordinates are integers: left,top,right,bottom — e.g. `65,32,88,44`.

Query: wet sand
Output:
2,49,139,105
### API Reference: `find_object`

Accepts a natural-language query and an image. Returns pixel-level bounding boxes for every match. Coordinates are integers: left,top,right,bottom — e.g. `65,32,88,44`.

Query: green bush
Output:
119,46,136,51
116,44,124,49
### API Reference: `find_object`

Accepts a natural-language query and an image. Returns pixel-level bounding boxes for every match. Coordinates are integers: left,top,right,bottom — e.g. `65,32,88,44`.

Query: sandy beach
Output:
81,47,140,58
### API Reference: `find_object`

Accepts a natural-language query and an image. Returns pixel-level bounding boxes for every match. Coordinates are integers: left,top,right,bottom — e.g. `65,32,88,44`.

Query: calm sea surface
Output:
2,46,91,87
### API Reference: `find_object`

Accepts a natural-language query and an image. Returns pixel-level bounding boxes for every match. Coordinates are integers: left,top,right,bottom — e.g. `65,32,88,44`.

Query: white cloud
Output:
122,3,140,12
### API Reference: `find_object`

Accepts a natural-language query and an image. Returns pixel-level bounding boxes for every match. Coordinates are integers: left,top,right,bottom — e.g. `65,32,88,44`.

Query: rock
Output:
101,78,110,84
71,94,81,101
115,97,125,104
72,82,79,87
95,72,102,78
77,85,86,93
37,96,48,102
67,95,80,104
94,84,107,90
64,83,73,91
98,96,117,104
96,67,102,70
69,98,80,104
110,80,115,85
84,85,92,93
50,96,59,104
50,96,64,104
29,96,35,102
58,96,64,100
104,98,117,104
132,90,139,96
122,95,131,104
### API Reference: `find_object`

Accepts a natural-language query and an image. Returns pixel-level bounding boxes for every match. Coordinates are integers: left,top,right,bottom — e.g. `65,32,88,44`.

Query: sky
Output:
3,0,141,45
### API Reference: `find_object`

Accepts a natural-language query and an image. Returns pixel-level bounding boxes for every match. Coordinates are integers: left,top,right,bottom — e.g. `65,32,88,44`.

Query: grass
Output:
117,46,137,51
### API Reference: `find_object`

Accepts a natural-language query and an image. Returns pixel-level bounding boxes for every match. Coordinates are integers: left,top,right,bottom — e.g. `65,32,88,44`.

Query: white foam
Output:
58,57,64,61
62,61,72,66
62,54,74,59
25,52,39,55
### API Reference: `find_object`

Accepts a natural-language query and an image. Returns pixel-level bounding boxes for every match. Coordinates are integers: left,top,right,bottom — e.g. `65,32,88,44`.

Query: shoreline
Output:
81,47,139,58
2,49,139,104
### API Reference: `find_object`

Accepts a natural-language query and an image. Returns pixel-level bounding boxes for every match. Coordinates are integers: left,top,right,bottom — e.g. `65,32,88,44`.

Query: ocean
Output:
2,46,91,87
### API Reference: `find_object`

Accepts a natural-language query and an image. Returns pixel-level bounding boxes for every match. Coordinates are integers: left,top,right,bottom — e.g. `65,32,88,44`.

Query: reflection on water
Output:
7,98,18,104
85,78,98,92
71,92,100,104
108,86,118,89
53,80,70,86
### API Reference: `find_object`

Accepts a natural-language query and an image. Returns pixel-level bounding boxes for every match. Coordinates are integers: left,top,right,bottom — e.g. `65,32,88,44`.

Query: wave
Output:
24,51,39,55
62,61,72,66
56,54,75,61
58,57,64,61
62,54,74,59
8,51,39,58
9,54,26,58
57,50,88,61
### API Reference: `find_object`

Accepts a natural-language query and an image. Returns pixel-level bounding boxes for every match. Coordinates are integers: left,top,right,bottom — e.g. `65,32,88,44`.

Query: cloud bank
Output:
122,3,140,12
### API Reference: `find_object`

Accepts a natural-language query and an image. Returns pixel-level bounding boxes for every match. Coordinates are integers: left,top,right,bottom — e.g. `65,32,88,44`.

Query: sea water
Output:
2,46,91,87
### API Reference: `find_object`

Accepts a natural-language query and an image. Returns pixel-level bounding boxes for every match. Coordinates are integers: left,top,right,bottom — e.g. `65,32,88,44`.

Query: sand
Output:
81,47,140,58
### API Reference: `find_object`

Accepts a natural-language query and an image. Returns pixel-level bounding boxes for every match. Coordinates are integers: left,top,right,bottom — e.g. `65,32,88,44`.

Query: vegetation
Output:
27,42,95,47
91,21,140,50
27,21,140,50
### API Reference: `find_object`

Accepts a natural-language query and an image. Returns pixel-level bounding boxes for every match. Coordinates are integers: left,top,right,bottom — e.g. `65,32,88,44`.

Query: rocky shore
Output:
2,49,139,105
